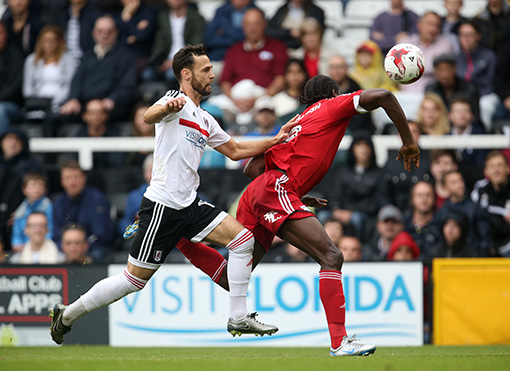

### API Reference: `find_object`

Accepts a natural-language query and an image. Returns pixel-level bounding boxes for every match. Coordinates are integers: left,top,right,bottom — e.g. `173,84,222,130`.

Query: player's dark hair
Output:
299,75,339,107
172,44,208,82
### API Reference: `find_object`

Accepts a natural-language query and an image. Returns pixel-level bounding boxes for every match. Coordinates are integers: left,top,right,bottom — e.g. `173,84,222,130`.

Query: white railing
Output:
29,134,509,171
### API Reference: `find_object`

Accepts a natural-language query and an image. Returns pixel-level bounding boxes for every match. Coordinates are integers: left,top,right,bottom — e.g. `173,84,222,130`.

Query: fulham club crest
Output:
154,250,163,262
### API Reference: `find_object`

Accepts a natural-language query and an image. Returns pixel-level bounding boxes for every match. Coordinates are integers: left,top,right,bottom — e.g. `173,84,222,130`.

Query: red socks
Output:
176,238,227,283
319,270,347,349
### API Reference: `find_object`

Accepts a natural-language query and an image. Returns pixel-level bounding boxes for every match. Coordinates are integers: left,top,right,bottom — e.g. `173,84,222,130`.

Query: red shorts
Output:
236,170,315,251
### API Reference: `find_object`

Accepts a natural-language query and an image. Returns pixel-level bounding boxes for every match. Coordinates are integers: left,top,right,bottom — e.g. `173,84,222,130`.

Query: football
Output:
384,43,425,84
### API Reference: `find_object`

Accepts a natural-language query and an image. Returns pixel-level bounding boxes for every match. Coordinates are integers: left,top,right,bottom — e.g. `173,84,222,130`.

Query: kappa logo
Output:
264,211,282,223
153,250,163,262
198,199,215,208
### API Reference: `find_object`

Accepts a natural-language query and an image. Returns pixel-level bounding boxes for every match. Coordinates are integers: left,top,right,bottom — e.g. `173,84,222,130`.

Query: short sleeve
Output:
154,90,184,122
327,91,367,119
206,114,231,148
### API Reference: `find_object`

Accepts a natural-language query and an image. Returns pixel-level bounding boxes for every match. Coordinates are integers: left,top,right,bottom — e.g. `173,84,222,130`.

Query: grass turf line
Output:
2,345,510,371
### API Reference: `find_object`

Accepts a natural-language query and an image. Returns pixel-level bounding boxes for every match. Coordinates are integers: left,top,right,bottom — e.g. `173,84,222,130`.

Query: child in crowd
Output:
11,172,53,252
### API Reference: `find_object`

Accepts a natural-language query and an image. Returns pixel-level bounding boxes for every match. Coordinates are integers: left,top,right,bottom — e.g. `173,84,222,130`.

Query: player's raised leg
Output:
204,215,277,336
278,217,376,356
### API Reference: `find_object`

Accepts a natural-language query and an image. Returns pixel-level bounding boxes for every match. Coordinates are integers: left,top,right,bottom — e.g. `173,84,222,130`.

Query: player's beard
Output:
191,74,212,97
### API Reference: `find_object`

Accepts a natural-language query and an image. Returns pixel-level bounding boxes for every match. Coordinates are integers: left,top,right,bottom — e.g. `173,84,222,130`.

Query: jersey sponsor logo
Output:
185,130,207,149
264,211,282,223
153,250,163,262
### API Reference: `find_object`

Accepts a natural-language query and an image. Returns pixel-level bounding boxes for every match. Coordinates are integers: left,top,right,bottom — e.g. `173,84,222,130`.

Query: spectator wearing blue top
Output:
113,0,157,76
204,0,258,64
369,0,419,55
60,15,137,122
118,153,152,236
11,172,53,253
55,0,102,64
436,170,493,256
455,19,498,131
52,159,115,262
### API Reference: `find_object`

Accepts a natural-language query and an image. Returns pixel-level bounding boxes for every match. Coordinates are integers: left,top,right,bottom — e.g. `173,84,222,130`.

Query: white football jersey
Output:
144,90,231,209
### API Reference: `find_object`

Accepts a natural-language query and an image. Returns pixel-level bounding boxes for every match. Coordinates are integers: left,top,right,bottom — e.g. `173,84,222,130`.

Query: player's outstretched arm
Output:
144,96,186,124
215,115,299,161
359,89,420,171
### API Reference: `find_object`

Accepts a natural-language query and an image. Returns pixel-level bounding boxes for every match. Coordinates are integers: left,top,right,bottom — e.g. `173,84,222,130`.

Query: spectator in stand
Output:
271,58,308,124
493,38,510,127
350,40,398,92
11,172,52,253
328,133,383,239
267,0,325,50
416,92,451,135
56,0,102,64
244,96,281,137
404,181,442,257
204,0,258,75
448,96,487,168
475,0,510,52
22,25,77,136
401,11,455,93
328,55,361,95
9,212,62,264
125,101,154,167
71,99,125,168
61,224,93,264
379,121,432,211
436,170,493,256
456,20,499,131
328,54,373,134
369,0,419,55
118,153,152,237
290,17,335,78
0,0,44,56
114,0,157,76
426,208,477,261
363,204,404,261
425,54,480,122
441,0,466,50
323,218,344,248
338,235,363,262
0,165,23,257
0,21,24,135
52,159,115,262
429,149,459,209
143,0,205,88
0,127,46,178
60,15,137,122
471,150,510,257
386,231,420,261
212,8,288,126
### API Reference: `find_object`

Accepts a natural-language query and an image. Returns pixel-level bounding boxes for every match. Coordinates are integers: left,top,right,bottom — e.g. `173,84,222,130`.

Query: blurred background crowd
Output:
0,0,509,271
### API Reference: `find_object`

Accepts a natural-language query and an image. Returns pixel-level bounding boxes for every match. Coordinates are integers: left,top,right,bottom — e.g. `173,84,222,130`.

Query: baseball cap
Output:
377,205,403,223
254,95,275,113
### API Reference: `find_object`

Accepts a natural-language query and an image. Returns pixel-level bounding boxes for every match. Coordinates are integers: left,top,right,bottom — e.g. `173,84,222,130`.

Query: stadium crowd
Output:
0,0,509,273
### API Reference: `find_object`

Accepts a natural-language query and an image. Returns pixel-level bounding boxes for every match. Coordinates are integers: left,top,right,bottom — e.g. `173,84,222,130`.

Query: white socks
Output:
227,228,255,321
62,269,147,326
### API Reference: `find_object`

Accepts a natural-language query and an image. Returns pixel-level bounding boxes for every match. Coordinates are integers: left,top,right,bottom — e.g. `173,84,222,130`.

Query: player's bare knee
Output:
320,243,344,270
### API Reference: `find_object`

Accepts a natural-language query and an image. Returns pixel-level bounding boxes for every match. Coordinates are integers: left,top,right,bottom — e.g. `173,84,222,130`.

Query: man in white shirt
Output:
50,44,296,345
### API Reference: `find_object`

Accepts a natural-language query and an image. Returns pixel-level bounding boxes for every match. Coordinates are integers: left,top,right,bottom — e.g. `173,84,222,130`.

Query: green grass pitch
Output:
2,345,510,371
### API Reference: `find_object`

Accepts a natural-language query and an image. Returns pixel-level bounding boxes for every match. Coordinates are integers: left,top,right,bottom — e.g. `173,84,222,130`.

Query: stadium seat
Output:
19,123,45,138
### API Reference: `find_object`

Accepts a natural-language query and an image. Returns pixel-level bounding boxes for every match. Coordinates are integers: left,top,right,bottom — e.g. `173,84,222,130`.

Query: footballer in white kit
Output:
50,45,295,345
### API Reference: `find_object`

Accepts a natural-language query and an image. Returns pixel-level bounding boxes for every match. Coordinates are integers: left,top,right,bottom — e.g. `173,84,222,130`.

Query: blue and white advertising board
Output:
109,262,423,347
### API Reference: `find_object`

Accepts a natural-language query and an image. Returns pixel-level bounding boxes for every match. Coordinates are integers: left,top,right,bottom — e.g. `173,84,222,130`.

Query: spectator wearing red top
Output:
208,8,287,127
386,231,420,261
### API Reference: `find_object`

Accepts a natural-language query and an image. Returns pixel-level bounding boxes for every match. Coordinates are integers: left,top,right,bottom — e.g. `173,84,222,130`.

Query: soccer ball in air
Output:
384,43,425,84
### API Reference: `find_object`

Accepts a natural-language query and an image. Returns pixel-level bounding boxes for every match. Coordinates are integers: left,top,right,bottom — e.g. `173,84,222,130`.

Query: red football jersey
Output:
265,90,367,197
